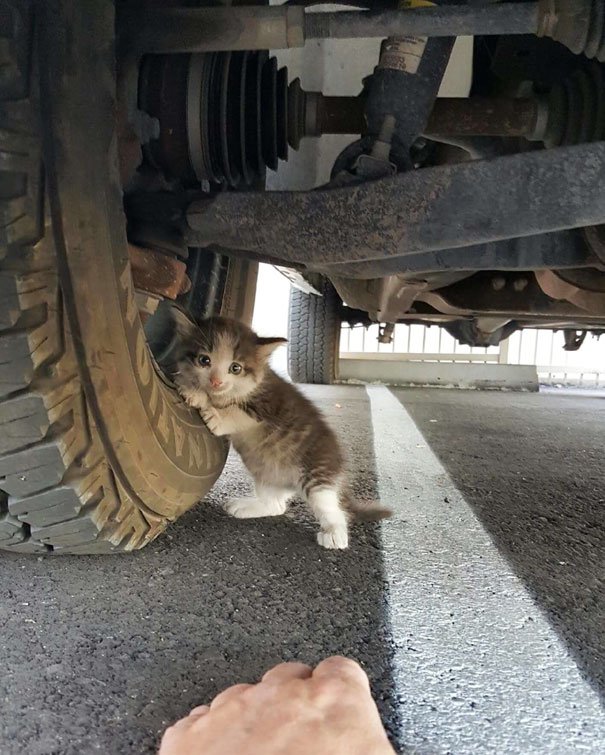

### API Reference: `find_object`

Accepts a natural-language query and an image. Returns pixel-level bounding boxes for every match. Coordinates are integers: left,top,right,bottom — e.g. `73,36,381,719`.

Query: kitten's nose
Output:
209,376,223,389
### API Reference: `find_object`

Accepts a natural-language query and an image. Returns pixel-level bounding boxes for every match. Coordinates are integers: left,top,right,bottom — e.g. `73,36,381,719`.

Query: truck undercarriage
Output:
1,0,604,552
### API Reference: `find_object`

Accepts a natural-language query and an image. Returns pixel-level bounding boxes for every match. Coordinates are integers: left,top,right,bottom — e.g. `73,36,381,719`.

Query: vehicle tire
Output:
0,0,238,554
288,276,342,384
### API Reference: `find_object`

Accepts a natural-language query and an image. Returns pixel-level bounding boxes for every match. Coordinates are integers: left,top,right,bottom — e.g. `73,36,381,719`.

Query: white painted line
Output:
367,385,605,754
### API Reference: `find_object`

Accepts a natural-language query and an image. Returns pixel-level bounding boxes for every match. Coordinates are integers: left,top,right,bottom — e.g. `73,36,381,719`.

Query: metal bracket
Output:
274,266,321,295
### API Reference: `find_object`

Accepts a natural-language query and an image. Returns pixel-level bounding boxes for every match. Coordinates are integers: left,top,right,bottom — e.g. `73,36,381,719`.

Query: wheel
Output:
0,1,242,554
288,276,342,384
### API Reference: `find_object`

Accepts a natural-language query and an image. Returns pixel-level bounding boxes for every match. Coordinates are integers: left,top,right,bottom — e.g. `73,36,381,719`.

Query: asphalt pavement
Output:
1,386,604,754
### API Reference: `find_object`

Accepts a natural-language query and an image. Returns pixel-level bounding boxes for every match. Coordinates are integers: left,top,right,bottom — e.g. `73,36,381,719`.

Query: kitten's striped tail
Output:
341,489,392,522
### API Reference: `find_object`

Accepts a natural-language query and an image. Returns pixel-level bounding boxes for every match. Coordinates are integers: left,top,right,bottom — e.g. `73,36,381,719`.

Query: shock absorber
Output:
364,0,455,170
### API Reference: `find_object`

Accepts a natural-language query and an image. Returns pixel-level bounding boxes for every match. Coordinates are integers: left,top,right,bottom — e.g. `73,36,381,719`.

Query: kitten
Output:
170,308,390,549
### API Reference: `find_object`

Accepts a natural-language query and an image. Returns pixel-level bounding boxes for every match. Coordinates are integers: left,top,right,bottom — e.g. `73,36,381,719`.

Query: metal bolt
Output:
378,322,395,344
491,276,506,291
513,277,529,292
371,114,397,162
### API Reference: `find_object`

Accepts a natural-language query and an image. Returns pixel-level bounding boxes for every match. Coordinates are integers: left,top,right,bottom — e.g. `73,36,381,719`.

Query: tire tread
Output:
288,277,341,384
0,0,166,553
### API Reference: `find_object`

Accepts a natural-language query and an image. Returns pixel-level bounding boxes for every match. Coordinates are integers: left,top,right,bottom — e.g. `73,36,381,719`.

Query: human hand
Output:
158,656,395,755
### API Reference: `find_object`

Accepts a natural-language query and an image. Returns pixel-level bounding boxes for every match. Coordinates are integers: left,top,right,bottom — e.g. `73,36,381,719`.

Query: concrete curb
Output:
340,357,539,391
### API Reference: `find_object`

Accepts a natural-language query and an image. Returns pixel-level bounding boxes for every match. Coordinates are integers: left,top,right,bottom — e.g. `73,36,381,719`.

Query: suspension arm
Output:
186,142,605,269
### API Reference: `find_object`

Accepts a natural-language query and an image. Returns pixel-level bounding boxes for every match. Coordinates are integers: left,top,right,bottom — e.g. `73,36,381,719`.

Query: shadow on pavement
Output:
396,387,605,705
0,386,398,754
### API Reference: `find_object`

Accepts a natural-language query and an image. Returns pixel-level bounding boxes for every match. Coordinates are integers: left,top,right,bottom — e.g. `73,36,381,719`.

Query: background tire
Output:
0,0,234,554
288,276,342,384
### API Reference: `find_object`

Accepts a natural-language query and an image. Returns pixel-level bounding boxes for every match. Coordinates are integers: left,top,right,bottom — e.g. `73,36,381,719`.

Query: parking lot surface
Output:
1,386,604,753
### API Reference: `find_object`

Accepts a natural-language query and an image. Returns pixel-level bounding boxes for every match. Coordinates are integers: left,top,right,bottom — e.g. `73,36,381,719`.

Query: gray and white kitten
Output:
170,309,390,549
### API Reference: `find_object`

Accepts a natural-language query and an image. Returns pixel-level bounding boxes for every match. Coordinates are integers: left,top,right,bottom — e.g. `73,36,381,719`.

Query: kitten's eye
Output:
229,362,243,375
198,354,211,367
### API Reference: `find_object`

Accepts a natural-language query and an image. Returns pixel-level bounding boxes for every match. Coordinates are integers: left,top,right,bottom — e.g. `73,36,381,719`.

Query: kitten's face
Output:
172,312,285,404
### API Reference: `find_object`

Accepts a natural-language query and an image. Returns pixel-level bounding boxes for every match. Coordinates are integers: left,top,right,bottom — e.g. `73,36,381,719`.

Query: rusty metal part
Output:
120,6,305,56
314,94,365,136
563,329,587,350
122,3,539,56
425,97,540,138
426,62,605,144
329,265,605,326
186,141,605,268
422,62,605,149
335,270,605,327
415,290,603,321
334,271,486,323
427,134,509,161
330,274,432,322
378,323,395,344
120,2,604,62
442,317,517,348
308,0,603,65
420,272,605,320
288,79,364,147
534,269,605,313
304,3,539,41
126,191,594,285
128,244,191,300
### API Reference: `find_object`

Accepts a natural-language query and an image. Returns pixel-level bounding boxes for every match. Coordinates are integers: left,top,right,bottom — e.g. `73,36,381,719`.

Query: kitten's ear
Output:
168,304,200,341
255,336,287,361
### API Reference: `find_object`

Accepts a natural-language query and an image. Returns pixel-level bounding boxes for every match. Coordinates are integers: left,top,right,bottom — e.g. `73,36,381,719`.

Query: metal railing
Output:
341,324,605,387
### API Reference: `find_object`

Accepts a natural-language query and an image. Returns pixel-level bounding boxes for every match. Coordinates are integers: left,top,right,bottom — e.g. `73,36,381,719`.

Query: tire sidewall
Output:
40,0,227,517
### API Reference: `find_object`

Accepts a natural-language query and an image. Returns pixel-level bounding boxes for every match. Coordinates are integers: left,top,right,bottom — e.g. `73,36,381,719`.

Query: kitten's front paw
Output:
317,527,349,550
195,391,210,409
200,405,222,435
178,386,209,411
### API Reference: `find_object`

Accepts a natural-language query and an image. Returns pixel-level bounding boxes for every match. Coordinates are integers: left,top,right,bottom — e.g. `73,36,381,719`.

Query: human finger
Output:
312,656,370,690
186,705,210,719
261,661,313,684
209,683,254,709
